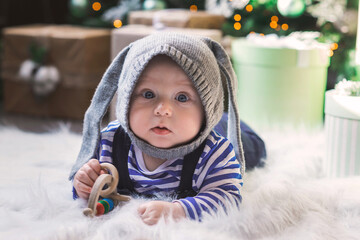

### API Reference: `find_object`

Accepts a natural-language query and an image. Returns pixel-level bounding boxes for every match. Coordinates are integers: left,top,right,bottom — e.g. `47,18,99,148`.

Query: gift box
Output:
109,24,223,121
1,24,111,119
110,24,222,57
232,36,330,129
128,9,225,29
324,89,360,177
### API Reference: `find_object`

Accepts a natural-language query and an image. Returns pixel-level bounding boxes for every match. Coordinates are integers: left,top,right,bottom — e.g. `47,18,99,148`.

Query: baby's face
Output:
129,55,204,149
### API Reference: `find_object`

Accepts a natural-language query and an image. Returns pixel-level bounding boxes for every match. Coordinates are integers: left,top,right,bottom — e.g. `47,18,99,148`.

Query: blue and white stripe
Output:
97,121,243,220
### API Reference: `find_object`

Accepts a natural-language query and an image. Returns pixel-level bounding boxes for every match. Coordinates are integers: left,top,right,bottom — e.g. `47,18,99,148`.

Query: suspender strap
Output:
176,140,207,199
111,125,135,195
111,125,206,199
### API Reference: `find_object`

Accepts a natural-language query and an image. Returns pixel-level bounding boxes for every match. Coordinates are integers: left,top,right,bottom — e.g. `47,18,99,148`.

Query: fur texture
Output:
1,125,359,240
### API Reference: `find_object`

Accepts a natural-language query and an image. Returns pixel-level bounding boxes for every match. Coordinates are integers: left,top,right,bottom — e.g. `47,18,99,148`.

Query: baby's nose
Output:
154,102,172,117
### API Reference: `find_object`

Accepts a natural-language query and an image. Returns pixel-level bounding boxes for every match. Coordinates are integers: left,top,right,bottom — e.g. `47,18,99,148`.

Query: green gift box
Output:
324,90,360,177
232,38,330,129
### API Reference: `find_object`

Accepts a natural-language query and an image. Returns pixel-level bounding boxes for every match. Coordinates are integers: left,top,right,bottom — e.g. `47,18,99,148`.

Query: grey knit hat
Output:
69,32,244,180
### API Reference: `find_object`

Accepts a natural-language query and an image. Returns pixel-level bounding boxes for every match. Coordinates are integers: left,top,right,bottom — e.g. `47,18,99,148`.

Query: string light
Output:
271,16,279,22
234,22,241,30
190,5,198,12
328,43,338,57
331,43,338,50
281,24,289,31
92,2,101,11
113,19,122,28
245,4,253,12
270,21,277,29
234,14,241,21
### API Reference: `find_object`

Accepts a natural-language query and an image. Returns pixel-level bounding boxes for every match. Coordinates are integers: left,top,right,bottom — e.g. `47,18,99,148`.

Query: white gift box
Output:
324,89,360,177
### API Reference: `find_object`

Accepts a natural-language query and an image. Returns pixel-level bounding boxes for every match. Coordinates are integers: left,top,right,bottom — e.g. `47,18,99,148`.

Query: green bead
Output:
99,200,109,213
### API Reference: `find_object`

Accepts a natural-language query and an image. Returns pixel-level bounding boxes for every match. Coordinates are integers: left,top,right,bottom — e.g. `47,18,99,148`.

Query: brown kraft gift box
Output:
1,24,111,119
128,9,226,29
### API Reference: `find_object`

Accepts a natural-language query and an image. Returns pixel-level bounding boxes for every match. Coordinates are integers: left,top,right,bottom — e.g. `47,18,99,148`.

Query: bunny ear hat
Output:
69,32,245,180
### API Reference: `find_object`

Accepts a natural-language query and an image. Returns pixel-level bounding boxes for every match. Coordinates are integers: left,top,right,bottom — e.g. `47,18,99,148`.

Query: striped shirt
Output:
96,120,243,220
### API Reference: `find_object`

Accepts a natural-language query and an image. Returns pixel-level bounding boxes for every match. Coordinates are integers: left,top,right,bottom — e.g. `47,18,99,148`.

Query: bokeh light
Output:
270,21,277,29
246,5,253,12
190,5,198,12
92,2,101,11
331,43,338,50
281,23,289,31
234,14,241,21
234,22,241,30
113,19,123,28
271,16,279,22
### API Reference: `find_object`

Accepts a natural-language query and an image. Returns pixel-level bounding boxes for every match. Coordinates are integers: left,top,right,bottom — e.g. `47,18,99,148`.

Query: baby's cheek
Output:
185,116,203,137
128,108,142,132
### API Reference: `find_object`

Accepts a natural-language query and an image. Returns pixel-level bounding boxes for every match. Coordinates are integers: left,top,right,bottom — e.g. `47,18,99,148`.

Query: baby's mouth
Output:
151,126,172,135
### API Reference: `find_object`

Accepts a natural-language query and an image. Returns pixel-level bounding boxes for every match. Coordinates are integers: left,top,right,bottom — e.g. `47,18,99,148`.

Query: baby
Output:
70,33,264,225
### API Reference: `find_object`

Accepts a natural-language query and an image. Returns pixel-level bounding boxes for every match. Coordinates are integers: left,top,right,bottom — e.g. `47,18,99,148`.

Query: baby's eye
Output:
176,93,189,102
143,90,155,99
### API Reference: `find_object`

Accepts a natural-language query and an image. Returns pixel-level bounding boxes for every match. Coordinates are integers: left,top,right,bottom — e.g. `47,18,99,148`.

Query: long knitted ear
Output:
69,46,131,180
203,38,245,177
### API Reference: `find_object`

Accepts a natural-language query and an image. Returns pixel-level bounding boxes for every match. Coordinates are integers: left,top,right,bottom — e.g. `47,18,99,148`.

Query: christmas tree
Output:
68,0,359,86
208,0,358,86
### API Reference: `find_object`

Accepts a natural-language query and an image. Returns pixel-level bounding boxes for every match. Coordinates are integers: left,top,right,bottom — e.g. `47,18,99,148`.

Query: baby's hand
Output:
73,159,106,199
138,201,186,225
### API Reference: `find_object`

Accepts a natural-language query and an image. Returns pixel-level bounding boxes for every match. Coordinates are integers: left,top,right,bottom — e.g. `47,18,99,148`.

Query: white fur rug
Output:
1,124,360,240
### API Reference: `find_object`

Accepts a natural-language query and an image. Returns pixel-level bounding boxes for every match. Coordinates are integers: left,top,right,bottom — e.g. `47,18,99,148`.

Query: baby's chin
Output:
147,141,179,149
147,138,196,149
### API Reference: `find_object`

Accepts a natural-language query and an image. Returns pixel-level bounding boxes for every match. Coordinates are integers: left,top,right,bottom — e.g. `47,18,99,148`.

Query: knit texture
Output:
69,32,245,180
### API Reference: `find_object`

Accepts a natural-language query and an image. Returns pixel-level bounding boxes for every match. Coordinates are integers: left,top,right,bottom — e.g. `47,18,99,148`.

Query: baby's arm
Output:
138,201,185,225
73,159,106,199
175,141,242,220
137,140,241,224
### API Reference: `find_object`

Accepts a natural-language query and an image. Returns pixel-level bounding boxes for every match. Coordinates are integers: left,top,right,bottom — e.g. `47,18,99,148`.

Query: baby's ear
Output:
201,37,245,176
201,37,237,91
69,45,131,180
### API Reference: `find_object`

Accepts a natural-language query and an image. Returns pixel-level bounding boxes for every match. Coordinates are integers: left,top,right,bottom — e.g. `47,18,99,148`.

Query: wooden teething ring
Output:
83,163,131,217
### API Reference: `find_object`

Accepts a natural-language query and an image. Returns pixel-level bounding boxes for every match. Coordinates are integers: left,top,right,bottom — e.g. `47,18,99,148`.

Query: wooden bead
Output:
102,198,114,211
96,202,105,216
